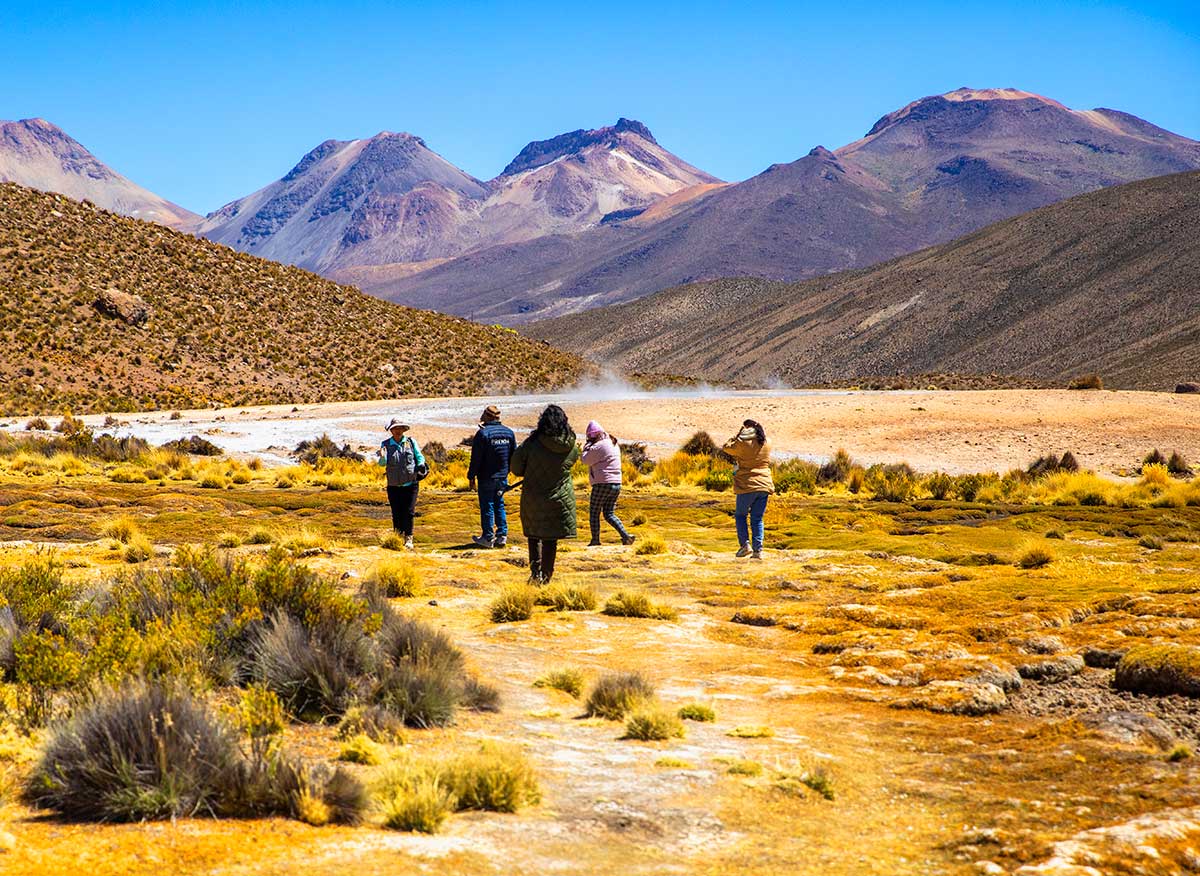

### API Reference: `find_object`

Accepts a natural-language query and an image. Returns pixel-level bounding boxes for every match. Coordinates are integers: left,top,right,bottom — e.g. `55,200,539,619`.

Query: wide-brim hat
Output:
386,418,410,432
481,404,501,421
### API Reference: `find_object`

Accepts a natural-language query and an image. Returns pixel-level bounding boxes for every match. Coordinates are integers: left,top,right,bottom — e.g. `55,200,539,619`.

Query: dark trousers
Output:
527,538,558,583
589,483,630,542
387,483,419,535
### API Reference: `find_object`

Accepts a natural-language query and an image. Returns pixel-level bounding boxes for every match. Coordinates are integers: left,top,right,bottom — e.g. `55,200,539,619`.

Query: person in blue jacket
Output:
467,404,516,548
378,418,426,550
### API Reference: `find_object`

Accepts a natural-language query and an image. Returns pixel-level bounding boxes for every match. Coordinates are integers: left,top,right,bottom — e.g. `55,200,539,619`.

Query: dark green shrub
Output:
250,611,367,721
161,435,222,456
866,463,917,503
817,448,854,485
924,471,953,500
773,459,818,494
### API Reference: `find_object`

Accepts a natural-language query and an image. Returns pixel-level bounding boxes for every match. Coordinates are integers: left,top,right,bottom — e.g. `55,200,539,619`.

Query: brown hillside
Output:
0,182,587,415
527,171,1200,391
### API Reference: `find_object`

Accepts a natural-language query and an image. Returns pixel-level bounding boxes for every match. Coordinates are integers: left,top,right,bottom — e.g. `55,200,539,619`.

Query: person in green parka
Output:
510,403,580,584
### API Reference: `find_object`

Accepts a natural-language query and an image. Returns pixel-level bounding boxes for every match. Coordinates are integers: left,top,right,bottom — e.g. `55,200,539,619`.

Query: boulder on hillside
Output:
94,287,152,327
1175,383,1200,394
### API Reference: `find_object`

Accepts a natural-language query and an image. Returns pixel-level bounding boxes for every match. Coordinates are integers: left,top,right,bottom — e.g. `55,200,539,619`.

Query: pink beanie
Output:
586,420,604,438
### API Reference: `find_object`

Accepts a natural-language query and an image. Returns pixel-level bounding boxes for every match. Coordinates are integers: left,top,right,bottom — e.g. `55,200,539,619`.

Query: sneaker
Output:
736,543,751,558
404,535,414,550
472,535,495,549
622,535,636,546
751,550,763,560
495,536,507,548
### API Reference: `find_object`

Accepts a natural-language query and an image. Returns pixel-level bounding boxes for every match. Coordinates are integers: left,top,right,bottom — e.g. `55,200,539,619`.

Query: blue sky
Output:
5,0,1198,213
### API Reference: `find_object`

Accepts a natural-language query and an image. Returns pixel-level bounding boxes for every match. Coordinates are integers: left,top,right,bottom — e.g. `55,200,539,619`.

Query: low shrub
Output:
677,703,716,722
372,659,462,729
817,448,854,485
123,533,154,564
336,705,407,744
25,417,50,431
199,474,227,490
623,707,684,741
339,734,387,766
924,471,953,500
585,671,654,720
535,584,596,612
249,611,364,721
630,513,647,527
847,466,865,494
1139,534,1165,550
635,536,666,556
1068,373,1103,390
727,725,774,738
726,759,763,777
376,767,456,833
1168,451,1191,477
162,435,223,456
368,559,420,598
380,532,406,551
440,743,540,812
773,459,818,495
218,532,243,549
534,668,586,698
489,583,536,623
24,683,243,821
1015,546,1053,569
294,434,363,465
680,431,720,457
866,463,917,503
246,528,274,545
101,516,140,544
602,591,677,621
1027,452,1080,477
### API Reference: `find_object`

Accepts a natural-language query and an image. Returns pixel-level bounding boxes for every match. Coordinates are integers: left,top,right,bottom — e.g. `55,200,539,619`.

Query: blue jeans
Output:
478,480,508,540
735,491,769,551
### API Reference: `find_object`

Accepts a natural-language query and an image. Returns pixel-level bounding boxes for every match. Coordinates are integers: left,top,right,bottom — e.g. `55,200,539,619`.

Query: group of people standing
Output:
379,404,775,583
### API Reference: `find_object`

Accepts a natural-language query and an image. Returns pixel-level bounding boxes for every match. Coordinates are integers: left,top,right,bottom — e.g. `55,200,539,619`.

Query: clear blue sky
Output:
5,0,1197,214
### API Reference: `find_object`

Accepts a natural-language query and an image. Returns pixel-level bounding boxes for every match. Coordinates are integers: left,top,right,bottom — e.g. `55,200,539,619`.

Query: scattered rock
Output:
1175,383,1200,394
1017,655,1084,683
1079,711,1177,750
893,680,1008,716
94,287,152,327
974,862,1005,875
1082,646,1126,669
1016,635,1064,655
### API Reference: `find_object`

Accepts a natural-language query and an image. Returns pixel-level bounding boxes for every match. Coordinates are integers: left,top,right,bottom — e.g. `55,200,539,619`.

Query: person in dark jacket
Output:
377,418,426,550
468,404,516,548
510,404,580,584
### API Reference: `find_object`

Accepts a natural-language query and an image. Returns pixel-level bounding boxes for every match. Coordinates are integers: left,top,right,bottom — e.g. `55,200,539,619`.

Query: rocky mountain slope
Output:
0,118,200,229
0,182,586,415
386,88,1200,323
199,119,717,279
527,171,1200,391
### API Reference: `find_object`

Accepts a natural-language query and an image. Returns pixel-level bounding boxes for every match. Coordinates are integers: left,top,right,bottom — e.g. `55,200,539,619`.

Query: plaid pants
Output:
589,484,630,541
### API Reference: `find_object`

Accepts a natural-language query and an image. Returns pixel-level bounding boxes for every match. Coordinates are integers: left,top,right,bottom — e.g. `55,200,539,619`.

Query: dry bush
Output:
677,703,716,722
1015,546,1054,569
490,583,536,623
634,536,666,556
367,559,420,598
623,707,684,741
534,584,596,612
602,591,677,621
1068,373,1104,390
534,667,586,698
585,671,655,720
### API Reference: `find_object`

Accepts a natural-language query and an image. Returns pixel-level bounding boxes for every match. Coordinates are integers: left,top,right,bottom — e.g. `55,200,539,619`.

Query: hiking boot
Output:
472,535,495,549
622,534,636,547
495,536,507,548
404,535,414,550
587,539,601,547
751,549,763,560
736,543,752,558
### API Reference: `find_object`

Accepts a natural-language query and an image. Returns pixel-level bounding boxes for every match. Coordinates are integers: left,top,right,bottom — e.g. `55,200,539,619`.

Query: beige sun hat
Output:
386,418,410,432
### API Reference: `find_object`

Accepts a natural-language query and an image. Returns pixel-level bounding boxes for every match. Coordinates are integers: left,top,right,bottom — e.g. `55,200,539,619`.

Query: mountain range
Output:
527,170,1200,391
4,89,1198,330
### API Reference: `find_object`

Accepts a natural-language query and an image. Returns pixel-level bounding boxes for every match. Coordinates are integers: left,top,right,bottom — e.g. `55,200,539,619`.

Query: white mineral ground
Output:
12,387,1196,473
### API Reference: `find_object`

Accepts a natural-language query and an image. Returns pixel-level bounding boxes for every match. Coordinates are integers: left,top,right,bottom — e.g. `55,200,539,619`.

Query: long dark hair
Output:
743,419,766,445
534,404,573,440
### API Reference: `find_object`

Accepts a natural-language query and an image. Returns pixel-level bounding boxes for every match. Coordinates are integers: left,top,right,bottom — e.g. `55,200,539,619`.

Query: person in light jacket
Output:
581,420,635,547
378,418,426,550
722,419,774,559
510,404,580,584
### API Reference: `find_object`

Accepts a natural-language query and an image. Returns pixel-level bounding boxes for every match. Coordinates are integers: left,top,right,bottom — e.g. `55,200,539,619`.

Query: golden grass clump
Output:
379,532,406,551
602,590,678,621
1015,545,1054,569
623,707,685,741
677,703,716,722
490,583,537,623
584,671,655,720
727,725,774,738
635,536,667,556
368,558,420,598
122,533,154,564
533,668,586,698
534,583,596,612
101,516,140,544
339,734,387,766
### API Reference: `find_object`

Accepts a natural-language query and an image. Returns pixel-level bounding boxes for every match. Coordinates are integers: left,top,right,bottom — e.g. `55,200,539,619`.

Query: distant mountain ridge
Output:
527,171,1200,391
378,87,1200,323
198,119,718,277
0,118,200,229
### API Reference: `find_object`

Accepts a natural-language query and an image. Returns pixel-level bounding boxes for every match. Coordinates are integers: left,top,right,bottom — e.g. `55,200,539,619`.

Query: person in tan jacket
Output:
722,419,775,559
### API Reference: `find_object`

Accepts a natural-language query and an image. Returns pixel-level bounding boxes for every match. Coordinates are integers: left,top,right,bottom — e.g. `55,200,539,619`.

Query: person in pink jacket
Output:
581,420,635,547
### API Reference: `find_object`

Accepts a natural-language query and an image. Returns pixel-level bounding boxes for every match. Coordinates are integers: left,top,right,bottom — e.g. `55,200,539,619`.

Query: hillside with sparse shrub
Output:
0,182,588,415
